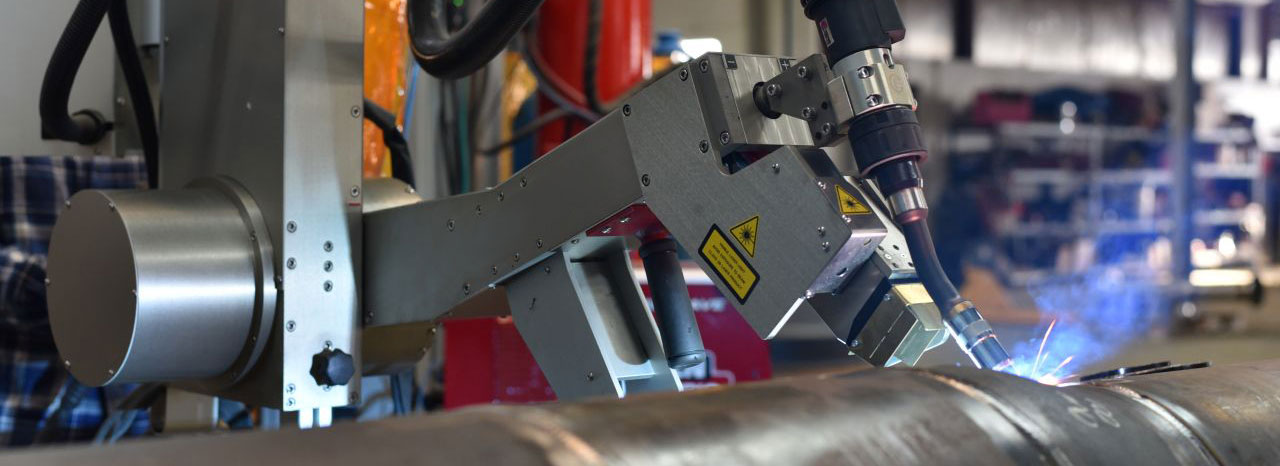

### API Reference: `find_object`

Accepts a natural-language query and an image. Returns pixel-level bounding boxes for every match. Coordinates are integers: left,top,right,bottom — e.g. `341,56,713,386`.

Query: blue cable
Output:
402,65,420,142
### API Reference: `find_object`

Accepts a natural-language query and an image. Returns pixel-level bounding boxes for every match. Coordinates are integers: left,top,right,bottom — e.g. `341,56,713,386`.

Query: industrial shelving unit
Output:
950,120,1267,289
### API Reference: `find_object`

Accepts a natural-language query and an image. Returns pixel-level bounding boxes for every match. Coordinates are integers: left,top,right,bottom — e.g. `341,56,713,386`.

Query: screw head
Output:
323,260,333,272
698,140,710,153
463,283,471,294
277,27,285,35
857,66,874,79
772,163,781,174
323,241,334,252
287,221,297,232
543,266,551,274
865,94,883,107
817,226,826,237
622,104,632,116
821,122,834,135
797,65,810,79
513,253,520,262
601,226,614,234
286,383,296,393
63,360,71,368
323,281,333,292
491,265,498,275
719,131,731,144
286,398,295,407
498,192,505,201
641,174,651,186
821,241,831,252
63,200,71,208
520,177,528,188
350,186,360,198
765,83,781,96
587,371,596,381
801,107,816,120
107,202,117,211
679,68,689,80
286,258,297,269
699,59,709,72
286,320,296,332
447,219,455,231
536,239,544,248
350,105,361,118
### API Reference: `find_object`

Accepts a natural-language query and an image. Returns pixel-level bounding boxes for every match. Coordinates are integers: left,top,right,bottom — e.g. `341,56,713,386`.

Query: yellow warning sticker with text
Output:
836,185,871,215
729,215,760,257
699,225,760,304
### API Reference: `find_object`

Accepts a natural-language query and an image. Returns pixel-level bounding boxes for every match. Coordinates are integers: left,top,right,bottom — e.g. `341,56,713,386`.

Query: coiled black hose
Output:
363,98,416,189
42,0,159,187
107,0,159,187
407,0,545,79
582,0,605,114
40,0,111,145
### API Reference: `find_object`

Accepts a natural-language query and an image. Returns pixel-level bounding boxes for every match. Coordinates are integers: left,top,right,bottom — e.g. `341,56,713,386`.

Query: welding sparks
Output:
1002,319,1076,385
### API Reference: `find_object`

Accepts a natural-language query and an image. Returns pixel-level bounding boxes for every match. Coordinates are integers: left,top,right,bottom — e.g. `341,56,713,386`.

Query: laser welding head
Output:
800,0,1013,370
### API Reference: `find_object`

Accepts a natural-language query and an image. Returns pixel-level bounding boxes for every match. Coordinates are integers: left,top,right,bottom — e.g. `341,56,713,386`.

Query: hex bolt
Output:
286,258,297,269
679,68,689,80
698,140,710,153
286,320,296,332
719,131,731,144
350,105,361,118
287,221,297,233
801,107,816,120
622,104,632,116
765,83,781,96
797,65,809,79
323,281,333,292
323,241,334,252
857,66,873,79
699,59,709,73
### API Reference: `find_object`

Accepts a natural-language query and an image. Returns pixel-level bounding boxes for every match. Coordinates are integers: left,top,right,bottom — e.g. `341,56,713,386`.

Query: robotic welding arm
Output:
362,52,947,398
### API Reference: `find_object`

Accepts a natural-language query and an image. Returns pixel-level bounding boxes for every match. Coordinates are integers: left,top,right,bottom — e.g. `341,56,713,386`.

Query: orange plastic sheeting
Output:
363,0,409,178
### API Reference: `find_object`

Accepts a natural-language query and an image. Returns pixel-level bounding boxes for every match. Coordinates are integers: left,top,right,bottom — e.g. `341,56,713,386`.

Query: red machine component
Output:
443,0,770,408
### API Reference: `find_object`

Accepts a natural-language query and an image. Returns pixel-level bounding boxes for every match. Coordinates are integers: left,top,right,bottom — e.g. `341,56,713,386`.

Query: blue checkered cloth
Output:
0,156,151,446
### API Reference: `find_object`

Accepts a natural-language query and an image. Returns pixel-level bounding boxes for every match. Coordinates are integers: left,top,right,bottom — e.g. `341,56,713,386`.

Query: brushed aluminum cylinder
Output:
47,179,274,386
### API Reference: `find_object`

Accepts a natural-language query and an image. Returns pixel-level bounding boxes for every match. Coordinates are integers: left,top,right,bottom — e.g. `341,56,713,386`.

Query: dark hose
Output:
901,216,1011,370
40,0,112,146
407,0,544,80
639,237,706,369
899,219,961,309
108,0,159,187
363,98,416,189
582,0,605,114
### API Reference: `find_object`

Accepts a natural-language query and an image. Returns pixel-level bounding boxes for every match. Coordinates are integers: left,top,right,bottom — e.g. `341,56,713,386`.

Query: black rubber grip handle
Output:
639,238,706,370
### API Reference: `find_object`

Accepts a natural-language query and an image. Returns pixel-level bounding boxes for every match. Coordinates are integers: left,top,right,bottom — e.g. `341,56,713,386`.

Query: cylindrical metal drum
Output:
47,178,274,386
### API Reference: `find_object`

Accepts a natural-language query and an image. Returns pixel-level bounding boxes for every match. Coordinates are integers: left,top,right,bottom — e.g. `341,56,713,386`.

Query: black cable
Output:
363,98,416,189
477,107,573,155
900,218,963,310
582,0,606,115
107,0,159,188
39,0,112,146
407,0,545,79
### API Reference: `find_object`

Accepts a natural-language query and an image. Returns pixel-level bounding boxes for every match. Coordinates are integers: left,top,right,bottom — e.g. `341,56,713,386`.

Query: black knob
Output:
310,348,355,386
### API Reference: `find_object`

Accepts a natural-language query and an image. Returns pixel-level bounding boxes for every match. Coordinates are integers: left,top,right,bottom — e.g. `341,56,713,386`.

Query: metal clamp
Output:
831,48,916,118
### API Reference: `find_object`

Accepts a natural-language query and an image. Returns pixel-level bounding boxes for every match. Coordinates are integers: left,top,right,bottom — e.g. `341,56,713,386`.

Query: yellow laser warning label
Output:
836,185,871,215
729,215,760,257
699,225,759,303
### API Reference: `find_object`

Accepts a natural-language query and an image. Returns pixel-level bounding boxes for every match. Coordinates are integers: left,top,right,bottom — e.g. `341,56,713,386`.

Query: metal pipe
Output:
10,360,1280,465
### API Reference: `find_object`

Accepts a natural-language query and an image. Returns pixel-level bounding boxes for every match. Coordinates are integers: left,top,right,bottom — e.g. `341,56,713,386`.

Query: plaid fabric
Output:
0,156,150,446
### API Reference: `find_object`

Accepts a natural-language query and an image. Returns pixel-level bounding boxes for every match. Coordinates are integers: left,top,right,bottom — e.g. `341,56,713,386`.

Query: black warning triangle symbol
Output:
730,215,760,257
836,185,871,215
